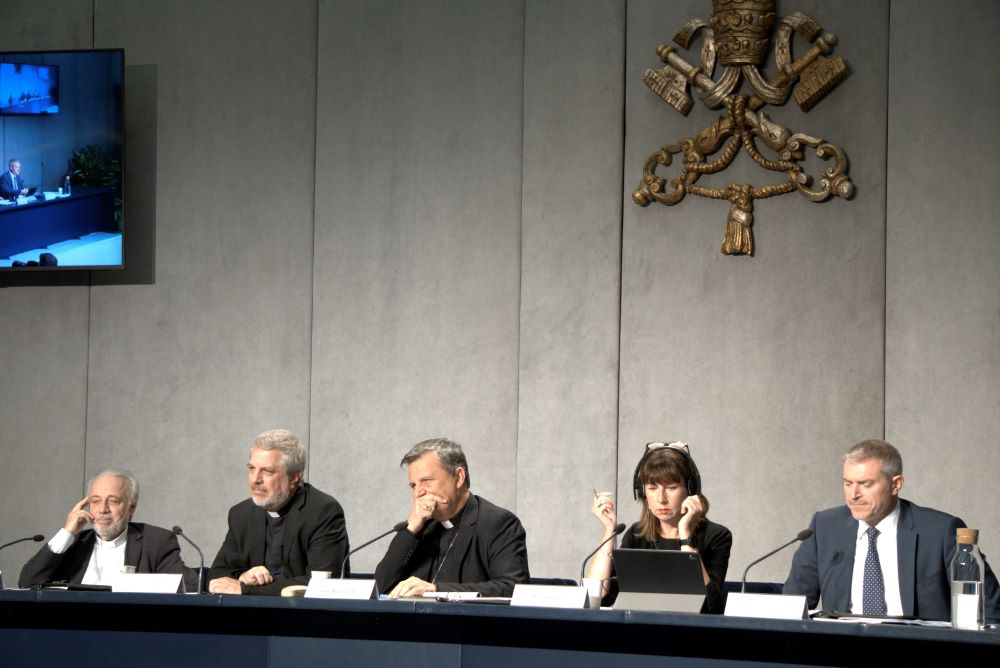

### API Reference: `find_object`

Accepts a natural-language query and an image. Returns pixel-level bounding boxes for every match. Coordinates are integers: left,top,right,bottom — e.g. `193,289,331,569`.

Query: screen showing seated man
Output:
0,49,124,271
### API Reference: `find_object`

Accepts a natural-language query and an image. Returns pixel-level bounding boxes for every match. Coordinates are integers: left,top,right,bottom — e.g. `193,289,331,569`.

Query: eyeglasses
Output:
645,441,690,455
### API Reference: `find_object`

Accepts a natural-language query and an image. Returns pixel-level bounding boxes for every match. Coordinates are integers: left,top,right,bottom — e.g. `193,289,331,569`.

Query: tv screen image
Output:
0,62,60,115
0,49,124,271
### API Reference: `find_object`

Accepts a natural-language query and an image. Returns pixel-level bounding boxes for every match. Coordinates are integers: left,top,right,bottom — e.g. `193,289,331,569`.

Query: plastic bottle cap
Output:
956,528,979,544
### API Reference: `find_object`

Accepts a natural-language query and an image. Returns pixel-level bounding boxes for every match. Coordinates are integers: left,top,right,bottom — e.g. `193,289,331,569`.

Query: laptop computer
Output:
613,548,706,613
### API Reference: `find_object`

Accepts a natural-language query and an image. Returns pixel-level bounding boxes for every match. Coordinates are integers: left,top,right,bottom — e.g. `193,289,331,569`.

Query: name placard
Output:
724,592,808,620
111,573,183,594
305,578,377,600
510,584,588,609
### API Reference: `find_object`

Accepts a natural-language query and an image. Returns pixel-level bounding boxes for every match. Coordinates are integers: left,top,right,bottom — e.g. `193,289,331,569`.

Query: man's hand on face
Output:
63,497,94,535
407,492,448,534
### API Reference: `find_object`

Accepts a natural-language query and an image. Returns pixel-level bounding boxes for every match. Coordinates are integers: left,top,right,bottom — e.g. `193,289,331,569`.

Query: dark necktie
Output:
862,526,887,615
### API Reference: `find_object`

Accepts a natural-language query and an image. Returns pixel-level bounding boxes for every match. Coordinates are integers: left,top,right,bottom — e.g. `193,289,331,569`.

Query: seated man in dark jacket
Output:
208,428,350,595
375,438,530,598
19,469,186,588
784,439,1000,622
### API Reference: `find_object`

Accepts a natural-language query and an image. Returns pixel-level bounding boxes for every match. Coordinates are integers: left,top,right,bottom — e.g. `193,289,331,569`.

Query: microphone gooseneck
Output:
741,529,813,593
0,534,45,552
580,523,627,582
172,525,206,594
340,521,408,579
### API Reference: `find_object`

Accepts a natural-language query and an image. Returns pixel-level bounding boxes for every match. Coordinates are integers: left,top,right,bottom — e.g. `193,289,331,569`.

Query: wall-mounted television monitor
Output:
0,49,124,272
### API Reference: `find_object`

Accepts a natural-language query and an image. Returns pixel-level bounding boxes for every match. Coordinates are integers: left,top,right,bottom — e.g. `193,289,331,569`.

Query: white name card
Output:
510,584,588,609
725,592,808,620
305,577,377,600
111,573,183,594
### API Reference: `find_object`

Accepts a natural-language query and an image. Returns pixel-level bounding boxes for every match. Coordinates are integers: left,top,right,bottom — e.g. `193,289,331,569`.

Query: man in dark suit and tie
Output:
19,469,187,588
784,439,1000,622
0,158,27,199
207,428,350,595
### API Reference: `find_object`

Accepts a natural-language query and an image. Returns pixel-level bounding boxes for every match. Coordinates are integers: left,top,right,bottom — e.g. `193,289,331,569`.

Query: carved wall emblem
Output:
633,0,853,255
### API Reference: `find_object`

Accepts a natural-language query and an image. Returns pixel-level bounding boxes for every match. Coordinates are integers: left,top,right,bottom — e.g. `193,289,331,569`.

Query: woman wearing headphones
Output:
586,441,732,613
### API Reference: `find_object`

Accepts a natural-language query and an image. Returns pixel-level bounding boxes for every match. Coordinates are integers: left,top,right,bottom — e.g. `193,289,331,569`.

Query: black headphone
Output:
631,441,702,500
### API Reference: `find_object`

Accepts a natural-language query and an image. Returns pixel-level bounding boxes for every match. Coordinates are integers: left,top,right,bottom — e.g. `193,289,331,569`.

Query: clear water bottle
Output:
64,175,71,195
950,527,985,630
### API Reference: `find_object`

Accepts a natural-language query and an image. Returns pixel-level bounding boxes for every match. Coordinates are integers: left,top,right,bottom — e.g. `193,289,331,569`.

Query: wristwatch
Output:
678,538,693,547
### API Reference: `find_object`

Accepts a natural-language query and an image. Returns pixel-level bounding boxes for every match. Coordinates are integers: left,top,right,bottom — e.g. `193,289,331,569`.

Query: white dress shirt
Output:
850,502,903,616
47,527,128,586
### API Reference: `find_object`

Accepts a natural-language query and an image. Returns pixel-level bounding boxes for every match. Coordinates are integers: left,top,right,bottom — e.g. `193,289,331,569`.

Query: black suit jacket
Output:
208,482,350,595
18,522,185,587
375,494,530,597
0,171,24,198
784,499,1000,622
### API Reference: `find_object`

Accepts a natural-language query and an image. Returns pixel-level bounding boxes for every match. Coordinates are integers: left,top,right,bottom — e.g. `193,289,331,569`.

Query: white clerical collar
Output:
95,530,128,549
267,511,281,518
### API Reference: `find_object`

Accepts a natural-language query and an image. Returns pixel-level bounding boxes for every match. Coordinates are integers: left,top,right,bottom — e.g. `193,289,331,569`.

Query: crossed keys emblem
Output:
632,0,854,255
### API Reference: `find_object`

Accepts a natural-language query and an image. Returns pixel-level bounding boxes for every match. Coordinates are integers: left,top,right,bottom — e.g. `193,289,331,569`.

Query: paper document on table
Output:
811,611,951,627
422,591,480,601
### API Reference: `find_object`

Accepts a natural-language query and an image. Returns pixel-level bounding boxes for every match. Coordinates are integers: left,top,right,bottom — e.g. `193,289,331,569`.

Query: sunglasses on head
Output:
644,441,690,455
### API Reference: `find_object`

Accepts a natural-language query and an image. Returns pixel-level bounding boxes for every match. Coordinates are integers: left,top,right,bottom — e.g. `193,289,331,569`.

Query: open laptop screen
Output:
613,548,706,612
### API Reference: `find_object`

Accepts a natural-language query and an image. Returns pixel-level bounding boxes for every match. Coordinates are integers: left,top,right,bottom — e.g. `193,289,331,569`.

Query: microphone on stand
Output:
172,526,205,594
741,529,813,593
580,523,627,582
0,534,44,552
0,534,43,590
340,521,408,578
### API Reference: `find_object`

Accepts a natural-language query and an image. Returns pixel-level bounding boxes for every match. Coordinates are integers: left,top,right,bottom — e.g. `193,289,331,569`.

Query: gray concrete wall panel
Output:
517,0,625,578
618,0,888,583
310,0,525,573
886,0,1000,561
82,0,318,562
0,0,95,591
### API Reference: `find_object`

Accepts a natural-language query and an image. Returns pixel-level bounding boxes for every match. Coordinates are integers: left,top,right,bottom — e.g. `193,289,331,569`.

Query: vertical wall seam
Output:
306,0,320,480
883,0,892,441
513,0,527,513
82,0,97,495
614,0,628,498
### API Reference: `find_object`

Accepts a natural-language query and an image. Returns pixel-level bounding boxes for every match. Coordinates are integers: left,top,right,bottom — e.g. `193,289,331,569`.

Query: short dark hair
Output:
844,439,903,477
401,438,470,489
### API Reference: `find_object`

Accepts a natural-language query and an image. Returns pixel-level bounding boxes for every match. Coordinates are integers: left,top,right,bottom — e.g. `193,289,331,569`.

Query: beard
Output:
251,486,292,512
93,515,129,541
